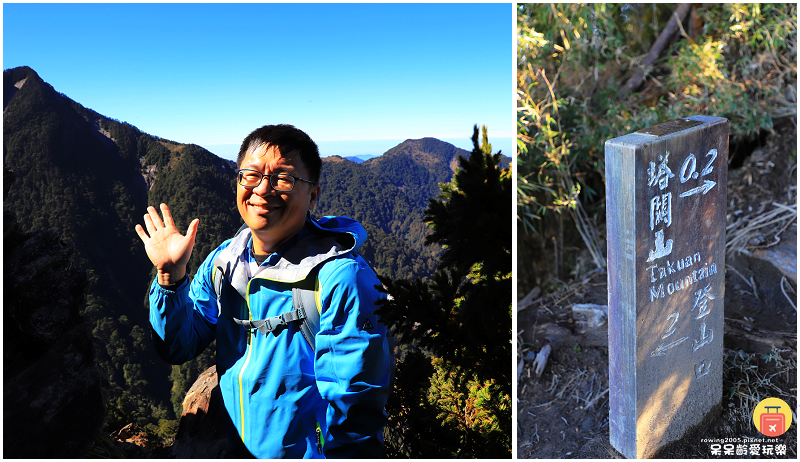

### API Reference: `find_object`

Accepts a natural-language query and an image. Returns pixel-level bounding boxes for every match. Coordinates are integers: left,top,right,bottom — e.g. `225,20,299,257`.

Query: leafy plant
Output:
377,125,511,458
517,3,796,287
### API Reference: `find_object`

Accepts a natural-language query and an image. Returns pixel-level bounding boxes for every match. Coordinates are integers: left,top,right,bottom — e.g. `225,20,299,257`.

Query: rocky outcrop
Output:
171,366,229,458
111,423,157,450
3,168,110,457
140,156,158,191
106,423,171,458
93,366,229,458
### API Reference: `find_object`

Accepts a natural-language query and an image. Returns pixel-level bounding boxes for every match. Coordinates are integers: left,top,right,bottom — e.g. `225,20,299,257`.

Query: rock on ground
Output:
171,365,229,458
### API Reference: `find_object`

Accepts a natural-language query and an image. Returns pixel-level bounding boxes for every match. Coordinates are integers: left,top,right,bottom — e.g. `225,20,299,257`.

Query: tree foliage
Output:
316,153,443,280
377,125,511,458
3,65,486,441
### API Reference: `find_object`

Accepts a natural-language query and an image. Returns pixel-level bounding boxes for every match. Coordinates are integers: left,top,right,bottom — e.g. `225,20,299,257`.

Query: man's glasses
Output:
237,169,316,192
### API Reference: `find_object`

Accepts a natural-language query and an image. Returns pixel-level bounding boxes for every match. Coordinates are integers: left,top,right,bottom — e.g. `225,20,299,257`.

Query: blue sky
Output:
3,3,513,161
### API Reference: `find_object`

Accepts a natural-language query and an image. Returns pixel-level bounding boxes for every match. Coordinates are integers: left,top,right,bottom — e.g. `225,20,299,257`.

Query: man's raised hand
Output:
135,203,200,286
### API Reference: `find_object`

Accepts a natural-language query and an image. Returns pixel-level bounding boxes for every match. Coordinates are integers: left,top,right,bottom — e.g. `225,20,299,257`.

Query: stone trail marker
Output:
605,116,728,458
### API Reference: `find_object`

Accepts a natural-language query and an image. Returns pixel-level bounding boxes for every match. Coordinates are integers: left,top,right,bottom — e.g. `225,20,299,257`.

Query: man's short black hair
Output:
237,124,322,184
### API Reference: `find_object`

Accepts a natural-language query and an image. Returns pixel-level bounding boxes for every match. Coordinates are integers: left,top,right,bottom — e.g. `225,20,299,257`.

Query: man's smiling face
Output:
237,143,319,254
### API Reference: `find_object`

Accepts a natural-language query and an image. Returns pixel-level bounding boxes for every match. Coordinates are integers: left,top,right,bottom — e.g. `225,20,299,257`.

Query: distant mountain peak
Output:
343,154,378,164
4,66,42,111
371,137,471,175
394,137,462,150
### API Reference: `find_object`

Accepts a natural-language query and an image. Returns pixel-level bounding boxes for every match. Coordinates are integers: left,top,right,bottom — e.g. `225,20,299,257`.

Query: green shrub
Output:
517,4,796,283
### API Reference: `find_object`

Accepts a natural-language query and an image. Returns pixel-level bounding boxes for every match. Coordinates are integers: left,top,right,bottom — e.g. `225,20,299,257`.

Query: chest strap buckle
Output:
232,308,307,336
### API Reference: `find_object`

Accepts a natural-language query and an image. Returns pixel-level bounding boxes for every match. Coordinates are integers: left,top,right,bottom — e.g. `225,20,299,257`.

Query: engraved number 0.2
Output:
680,149,717,183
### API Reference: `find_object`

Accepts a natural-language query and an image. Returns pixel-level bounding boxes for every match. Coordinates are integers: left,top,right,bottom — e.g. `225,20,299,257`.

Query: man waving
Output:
136,124,392,458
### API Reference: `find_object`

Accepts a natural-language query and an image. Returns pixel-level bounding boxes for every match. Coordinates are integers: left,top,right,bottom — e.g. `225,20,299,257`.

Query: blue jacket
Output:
149,215,392,458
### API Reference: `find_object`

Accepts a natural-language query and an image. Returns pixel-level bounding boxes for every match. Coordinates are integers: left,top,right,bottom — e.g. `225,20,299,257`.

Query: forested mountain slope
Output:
3,65,496,431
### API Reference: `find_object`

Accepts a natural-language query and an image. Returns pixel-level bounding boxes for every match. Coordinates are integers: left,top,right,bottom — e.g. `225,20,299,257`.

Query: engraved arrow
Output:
679,179,716,198
650,337,689,357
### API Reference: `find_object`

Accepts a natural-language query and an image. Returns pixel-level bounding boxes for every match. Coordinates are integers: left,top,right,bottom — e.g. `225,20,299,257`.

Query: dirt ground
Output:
517,122,797,458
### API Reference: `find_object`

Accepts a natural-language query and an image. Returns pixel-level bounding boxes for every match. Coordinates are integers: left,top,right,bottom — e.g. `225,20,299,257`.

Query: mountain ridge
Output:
3,65,506,435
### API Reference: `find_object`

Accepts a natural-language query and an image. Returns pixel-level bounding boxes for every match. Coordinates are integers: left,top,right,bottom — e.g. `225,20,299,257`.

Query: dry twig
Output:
780,276,797,312
726,202,797,254
621,3,693,94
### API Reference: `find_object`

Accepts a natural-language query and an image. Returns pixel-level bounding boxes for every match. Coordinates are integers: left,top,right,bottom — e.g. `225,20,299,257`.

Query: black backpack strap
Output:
293,277,320,351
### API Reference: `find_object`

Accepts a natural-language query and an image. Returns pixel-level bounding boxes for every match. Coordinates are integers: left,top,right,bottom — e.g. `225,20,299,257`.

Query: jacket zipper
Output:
316,422,323,455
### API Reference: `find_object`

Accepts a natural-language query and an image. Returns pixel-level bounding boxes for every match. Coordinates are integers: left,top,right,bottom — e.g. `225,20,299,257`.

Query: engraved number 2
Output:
700,149,717,176
662,312,679,339
680,149,716,183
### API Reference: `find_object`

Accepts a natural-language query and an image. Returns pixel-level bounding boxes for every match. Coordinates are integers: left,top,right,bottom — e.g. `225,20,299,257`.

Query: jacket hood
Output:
309,214,367,250
214,214,367,286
